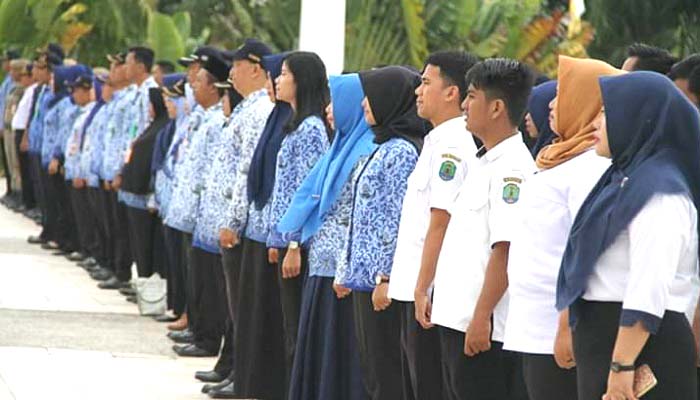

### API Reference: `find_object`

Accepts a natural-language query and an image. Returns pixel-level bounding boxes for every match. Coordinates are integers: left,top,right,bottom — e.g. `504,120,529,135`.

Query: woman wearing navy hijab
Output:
556,71,700,400
525,80,557,157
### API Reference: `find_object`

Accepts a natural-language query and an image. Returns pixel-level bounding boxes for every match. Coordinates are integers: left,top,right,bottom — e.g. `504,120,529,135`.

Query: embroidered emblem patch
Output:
502,183,520,204
439,160,457,181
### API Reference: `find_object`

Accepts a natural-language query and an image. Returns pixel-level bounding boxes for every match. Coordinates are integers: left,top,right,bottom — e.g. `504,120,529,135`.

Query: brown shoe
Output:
167,313,188,331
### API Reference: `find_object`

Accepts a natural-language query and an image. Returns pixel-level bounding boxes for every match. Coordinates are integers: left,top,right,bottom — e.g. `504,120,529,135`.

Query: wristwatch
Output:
610,361,635,373
288,241,299,250
375,274,390,285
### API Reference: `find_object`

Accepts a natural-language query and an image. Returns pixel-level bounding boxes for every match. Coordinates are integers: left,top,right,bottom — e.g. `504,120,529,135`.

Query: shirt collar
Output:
237,88,267,110
424,116,465,147
477,133,524,163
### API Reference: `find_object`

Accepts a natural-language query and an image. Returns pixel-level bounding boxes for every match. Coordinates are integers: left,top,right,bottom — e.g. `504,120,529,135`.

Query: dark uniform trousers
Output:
15,131,35,209
162,225,186,315
188,247,226,354
214,246,243,378
276,247,306,396
69,185,99,257
30,154,51,240
106,191,132,281
92,185,114,271
125,206,165,278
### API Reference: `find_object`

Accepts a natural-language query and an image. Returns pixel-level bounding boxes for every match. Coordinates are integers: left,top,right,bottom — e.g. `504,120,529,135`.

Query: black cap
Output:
178,46,221,67
228,39,272,64
107,52,126,65
1,49,20,61
201,53,230,83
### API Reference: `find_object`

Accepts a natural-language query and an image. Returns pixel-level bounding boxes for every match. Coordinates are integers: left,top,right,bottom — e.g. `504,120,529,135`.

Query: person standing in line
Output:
417,59,535,400
387,51,478,400
336,65,427,400
3,59,31,209
277,72,372,400
557,71,700,400
503,56,623,400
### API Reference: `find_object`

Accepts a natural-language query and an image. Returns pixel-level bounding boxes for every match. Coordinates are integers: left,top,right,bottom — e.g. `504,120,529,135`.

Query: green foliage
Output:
147,11,186,62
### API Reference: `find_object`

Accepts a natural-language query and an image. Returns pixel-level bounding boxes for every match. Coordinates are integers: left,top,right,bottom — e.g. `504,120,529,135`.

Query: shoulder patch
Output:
503,176,522,184
502,182,520,204
439,160,457,181
441,153,462,162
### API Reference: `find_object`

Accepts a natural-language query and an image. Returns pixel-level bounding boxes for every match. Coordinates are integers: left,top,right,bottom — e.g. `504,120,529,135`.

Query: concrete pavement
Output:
0,190,218,400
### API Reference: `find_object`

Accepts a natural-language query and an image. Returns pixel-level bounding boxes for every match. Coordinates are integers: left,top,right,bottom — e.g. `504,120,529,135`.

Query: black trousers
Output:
183,232,197,332
572,300,697,400
125,206,165,278
91,187,113,270
46,175,78,252
189,247,226,353
277,247,306,396
439,326,524,400
232,238,285,400
106,192,132,281
69,186,99,257
163,225,186,315
522,353,578,400
398,301,444,400
0,134,11,194
218,246,242,378
15,131,34,208
30,154,51,240
352,291,405,400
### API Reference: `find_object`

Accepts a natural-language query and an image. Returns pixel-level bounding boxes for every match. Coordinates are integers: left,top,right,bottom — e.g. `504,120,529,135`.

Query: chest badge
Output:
502,183,520,204
439,160,457,181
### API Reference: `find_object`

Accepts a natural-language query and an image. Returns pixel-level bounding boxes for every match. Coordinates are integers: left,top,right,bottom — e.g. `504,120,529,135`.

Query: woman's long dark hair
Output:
283,51,331,137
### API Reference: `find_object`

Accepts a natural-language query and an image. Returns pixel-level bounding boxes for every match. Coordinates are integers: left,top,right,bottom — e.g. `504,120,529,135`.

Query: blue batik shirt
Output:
41,97,78,168
51,100,82,164
83,105,110,186
155,113,191,217
27,85,50,155
221,89,274,235
63,102,94,181
266,116,329,248
0,75,15,121
101,87,135,180
307,162,357,278
164,102,223,233
94,94,120,180
338,138,418,291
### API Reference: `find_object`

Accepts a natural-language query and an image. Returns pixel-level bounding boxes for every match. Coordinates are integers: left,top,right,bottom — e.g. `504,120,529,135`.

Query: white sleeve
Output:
429,146,470,211
488,170,526,246
622,193,694,318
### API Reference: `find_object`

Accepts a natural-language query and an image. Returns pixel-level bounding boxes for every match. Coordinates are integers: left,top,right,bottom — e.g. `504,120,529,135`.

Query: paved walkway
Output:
0,190,216,400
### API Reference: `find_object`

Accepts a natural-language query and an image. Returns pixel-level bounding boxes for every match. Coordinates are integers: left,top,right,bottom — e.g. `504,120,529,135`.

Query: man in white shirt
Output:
417,58,536,400
385,51,478,400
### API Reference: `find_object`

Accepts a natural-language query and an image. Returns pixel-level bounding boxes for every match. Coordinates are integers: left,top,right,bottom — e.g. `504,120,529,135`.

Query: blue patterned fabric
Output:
40,97,78,167
221,89,274,233
154,111,191,217
164,103,223,233
27,85,50,155
266,116,329,248
83,105,111,186
63,102,94,180
338,138,418,291
0,75,15,121
101,87,134,180
243,201,272,242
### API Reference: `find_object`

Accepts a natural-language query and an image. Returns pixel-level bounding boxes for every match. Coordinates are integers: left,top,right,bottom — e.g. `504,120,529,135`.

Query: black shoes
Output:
202,378,231,394
172,344,216,357
153,314,178,323
207,381,237,399
66,252,86,262
90,268,113,281
41,241,59,250
27,235,45,245
125,295,137,303
118,287,137,296
167,329,194,344
195,370,225,383
98,276,128,290
77,257,97,268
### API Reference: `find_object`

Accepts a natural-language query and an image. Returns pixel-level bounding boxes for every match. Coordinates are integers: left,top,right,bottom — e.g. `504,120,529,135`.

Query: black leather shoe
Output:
77,257,97,268
153,314,178,323
27,235,45,245
90,268,113,281
208,381,237,399
66,252,86,261
195,370,225,383
119,287,137,296
202,379,231,394
41,241,59,250
167,329,194,344
52,249,69,256
126,295,137,303
98,276,126,290
173,344,216,357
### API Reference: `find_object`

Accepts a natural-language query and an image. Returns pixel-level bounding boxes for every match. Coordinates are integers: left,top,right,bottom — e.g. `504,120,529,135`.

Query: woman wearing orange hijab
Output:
503,56,624,400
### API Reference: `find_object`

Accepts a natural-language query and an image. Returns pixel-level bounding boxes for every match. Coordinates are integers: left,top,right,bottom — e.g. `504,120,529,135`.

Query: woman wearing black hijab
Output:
335,66,427,400
120,87,170,279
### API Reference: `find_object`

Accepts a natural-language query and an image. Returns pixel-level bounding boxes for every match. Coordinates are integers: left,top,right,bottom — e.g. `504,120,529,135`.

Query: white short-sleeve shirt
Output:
388,117,477,301
431,134,536,341
583,192,700,322
11,83,36,131
503,150,610,354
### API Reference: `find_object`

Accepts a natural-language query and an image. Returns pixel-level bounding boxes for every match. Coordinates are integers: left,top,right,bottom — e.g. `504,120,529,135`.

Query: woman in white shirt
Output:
557,71,700,400
504,56,622,400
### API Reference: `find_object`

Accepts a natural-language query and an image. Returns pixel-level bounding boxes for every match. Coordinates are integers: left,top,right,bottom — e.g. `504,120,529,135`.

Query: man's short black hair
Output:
465,58,535,126
688,65,700,100
425,51,480,101
128,46,155,71
156,60,175,74
626,43,676,74
669,54,700,80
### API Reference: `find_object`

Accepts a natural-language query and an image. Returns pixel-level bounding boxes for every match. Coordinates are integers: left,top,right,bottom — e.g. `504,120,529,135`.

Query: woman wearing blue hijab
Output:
525,80,557,157
280,73,373,400
557,72,700,400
